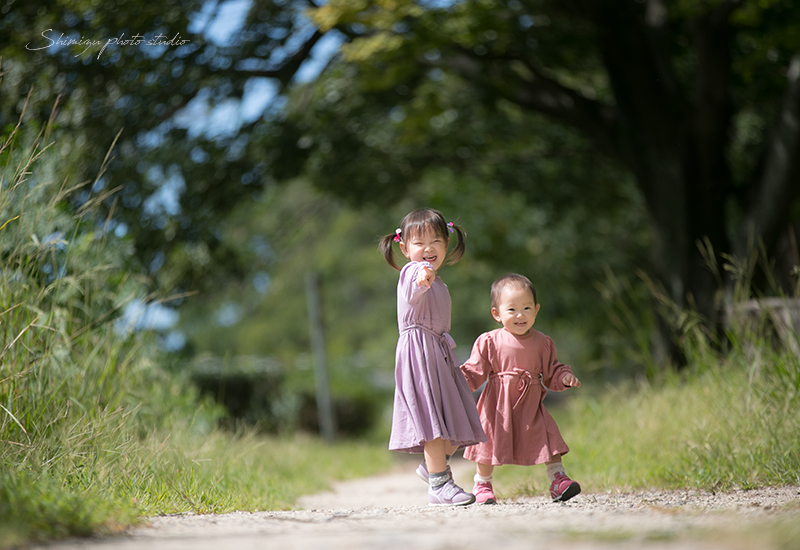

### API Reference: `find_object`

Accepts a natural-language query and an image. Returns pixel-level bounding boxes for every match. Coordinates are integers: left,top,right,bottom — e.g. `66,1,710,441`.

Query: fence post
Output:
305,272,336,441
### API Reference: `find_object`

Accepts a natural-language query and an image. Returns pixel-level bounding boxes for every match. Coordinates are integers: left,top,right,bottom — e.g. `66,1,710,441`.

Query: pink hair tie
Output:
447,222,454,233
393,228,402,242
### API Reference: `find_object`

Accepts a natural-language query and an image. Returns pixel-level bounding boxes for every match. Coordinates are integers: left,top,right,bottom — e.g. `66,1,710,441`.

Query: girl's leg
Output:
476,463,495,479
416,440,455,483
546,454,581,502
425,438,474,506
473,462,496,504
545,455,565,482
443,440,459,457
423,438,448,474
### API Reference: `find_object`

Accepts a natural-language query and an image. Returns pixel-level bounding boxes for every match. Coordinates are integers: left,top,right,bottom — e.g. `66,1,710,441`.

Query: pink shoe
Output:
549,472,581,502
472,481,497,505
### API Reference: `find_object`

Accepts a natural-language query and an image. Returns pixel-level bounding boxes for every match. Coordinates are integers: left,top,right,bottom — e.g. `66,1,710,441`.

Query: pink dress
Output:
388,261,486,454
460,327,573,465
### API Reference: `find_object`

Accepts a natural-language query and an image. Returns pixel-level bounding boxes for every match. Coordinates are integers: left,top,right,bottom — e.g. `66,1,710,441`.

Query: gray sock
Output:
429,470,450,489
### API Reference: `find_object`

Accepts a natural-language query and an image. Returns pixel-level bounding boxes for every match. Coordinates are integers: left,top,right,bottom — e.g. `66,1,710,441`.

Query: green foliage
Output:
6,1,800,373
496,345,800,497
1,0,317,296
288,0,800,369
0,98,214,542
496,269,800,497
0,99,395,548
175,179,400,434
175,164,650,438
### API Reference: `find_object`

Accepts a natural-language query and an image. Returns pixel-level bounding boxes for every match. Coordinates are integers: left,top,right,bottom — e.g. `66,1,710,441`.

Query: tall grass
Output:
0,97,201,543
0,102,393,548
499,253,800,497
555,346,800,494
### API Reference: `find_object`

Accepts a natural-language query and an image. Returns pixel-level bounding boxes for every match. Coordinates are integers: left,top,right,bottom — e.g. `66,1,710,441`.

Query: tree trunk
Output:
438,1,799,367
593,0,737,365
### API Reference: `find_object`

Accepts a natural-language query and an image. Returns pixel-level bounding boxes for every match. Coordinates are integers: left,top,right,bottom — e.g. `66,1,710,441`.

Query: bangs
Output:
401,210,449,241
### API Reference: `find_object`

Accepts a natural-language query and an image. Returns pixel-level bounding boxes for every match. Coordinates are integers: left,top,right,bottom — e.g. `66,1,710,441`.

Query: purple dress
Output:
388,261,486,453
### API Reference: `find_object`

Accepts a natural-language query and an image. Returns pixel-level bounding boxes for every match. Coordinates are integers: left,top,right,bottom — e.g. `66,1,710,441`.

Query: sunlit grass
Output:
117,429,393,515
497,336,800,499
3,92,799,550
0,98,396,549
0,427,393,547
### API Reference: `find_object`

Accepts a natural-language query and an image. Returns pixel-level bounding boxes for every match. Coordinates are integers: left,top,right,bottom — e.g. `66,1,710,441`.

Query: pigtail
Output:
379,233,402,271
445,223,466,265
381,209,464,270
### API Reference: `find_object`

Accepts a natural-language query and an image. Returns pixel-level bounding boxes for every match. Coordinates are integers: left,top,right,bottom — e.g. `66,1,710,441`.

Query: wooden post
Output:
305,272,336,441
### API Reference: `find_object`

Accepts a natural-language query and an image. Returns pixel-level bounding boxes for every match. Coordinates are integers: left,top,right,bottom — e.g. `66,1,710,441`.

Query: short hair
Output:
491,273,537,309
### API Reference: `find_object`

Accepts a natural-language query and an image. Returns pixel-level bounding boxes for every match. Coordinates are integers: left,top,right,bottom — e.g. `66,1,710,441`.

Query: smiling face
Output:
491,285,540,336
399,228,449,272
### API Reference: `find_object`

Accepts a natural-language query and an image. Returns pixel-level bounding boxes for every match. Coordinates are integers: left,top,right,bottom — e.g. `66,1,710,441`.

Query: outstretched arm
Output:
416,264,436,288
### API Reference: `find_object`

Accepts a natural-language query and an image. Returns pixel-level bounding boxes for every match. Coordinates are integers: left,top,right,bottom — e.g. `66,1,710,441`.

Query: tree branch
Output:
221,29,326,88
441,50,623,164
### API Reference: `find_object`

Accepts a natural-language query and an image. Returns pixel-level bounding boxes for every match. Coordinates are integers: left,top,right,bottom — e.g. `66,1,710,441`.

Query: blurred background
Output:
3,0,798,440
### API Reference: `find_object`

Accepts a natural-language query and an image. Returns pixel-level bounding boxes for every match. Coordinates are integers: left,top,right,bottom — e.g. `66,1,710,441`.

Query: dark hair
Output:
491,273,537,309
379,208,466,271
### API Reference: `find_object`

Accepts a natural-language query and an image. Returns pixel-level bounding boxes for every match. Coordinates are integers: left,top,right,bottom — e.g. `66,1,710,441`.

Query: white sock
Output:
474,473,493,484
546,462,566,483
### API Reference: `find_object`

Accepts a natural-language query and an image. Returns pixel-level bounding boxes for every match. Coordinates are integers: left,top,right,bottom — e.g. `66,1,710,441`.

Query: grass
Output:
0,99,394,548
2,93,799,549
496,307,800,498
0,428,394,548
113,429,393,516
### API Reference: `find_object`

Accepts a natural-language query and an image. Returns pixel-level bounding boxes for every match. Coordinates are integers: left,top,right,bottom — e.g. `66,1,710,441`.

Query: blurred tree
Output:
0,0,328,298
5,1,798,368
262,0,800,363
179,168,649,389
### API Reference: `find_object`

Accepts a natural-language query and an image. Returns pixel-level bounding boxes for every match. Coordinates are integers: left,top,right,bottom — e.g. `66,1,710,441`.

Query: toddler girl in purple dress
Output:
379,208,486,506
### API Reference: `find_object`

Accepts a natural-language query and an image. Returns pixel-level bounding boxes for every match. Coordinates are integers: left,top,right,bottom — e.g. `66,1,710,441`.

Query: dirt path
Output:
38,457,800,550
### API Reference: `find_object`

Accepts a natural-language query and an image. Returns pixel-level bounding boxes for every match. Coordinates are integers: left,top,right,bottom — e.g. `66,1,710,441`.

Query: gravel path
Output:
38,457,800,550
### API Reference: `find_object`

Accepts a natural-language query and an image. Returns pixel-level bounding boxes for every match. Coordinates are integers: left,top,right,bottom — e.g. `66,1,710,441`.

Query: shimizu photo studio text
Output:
26,28,191,60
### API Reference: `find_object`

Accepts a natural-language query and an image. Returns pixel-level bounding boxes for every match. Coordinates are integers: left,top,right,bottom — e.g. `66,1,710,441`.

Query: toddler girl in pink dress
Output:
460,273,581,504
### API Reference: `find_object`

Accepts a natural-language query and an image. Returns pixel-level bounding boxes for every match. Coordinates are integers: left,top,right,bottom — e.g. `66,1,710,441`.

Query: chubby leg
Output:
476,462,495,478
416,440,455,483
423,438,449,474
545,455,564,479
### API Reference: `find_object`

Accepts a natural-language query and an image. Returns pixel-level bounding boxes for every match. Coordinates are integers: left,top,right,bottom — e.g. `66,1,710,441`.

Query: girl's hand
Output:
416,265,435,288
562,373,581,388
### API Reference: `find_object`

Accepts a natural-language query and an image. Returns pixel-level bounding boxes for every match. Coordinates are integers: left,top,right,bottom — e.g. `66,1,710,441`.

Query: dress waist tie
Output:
400,324,457,365
489,368,533,409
